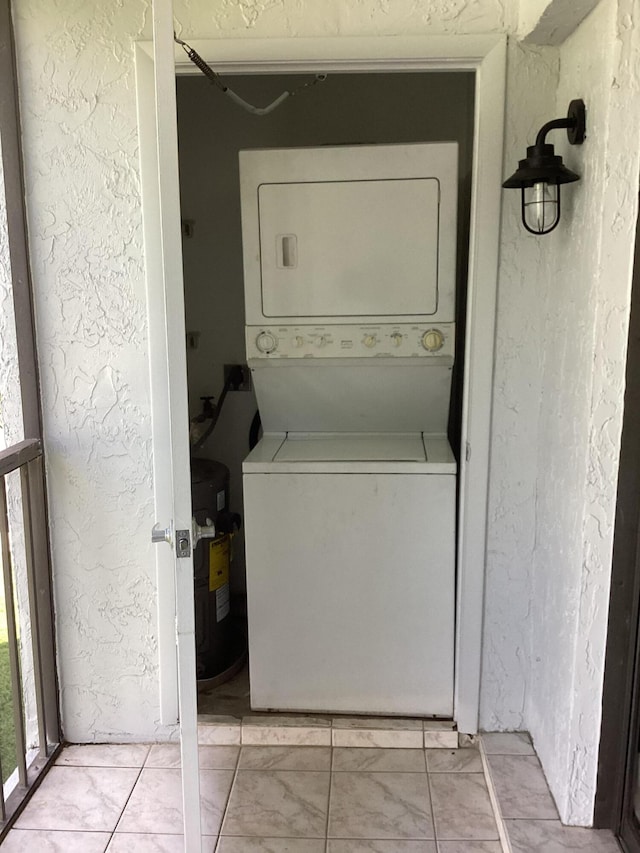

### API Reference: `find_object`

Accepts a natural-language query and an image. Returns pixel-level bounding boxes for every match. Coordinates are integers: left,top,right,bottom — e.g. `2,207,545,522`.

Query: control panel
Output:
246,323,455,359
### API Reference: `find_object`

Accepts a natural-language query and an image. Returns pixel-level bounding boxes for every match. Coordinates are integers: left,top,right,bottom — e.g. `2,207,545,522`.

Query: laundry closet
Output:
176,70,475,719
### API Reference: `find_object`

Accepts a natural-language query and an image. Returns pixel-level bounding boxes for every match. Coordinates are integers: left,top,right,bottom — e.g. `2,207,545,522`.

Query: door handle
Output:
192,517,217,548
151,523,172,545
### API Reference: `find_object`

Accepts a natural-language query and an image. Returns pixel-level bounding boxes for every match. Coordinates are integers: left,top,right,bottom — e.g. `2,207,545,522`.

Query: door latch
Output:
153,519,217,558
176,530,191,558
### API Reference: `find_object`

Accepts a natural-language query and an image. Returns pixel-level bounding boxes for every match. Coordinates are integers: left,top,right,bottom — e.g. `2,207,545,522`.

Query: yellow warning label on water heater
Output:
209,536,230,592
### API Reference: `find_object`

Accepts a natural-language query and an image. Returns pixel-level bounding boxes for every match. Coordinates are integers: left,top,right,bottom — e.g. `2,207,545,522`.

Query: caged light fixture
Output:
503,99,586,235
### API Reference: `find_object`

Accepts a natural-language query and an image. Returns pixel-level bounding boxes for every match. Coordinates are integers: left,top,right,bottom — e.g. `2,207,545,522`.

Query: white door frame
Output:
137,34,506,736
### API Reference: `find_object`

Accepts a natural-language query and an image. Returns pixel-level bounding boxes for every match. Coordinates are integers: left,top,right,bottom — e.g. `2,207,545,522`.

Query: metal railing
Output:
0,439,60,832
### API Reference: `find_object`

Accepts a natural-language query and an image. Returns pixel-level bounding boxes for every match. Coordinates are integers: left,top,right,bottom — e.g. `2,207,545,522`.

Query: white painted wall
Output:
529,0,640,824
10,0,510,747
481,0,640,825
8,0,640,825
518,0,603,42
481,38,561,733
11,0,176,744
519,0,553,33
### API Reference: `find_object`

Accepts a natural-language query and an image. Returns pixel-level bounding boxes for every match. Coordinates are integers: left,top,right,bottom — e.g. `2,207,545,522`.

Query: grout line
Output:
111,762,146,837
425,750,440,853
214,744,242,852
324,744,334,852
479,738,512,853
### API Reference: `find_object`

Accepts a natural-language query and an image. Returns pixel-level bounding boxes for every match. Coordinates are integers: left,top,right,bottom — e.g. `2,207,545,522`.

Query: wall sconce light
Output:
503,99,586,235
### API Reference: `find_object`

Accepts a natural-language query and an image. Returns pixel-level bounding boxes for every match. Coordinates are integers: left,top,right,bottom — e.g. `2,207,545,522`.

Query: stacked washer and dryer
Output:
239,142,458,718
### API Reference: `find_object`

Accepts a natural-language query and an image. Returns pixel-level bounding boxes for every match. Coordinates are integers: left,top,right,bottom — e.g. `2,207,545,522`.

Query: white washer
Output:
243,431,456,716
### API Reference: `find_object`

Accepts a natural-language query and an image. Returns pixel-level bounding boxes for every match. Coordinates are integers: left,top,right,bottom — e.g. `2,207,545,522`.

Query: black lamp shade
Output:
502,143,581,189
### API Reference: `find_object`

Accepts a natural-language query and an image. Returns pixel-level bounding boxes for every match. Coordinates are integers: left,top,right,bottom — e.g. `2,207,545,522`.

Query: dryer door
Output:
258,178,440,319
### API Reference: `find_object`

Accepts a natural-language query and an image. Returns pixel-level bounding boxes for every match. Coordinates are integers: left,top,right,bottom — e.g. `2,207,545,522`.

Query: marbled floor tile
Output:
333,718,424,748
506,818,621,852
328,771,433,839
333,729,423,749
243,716,332,728
218,839,326,853
438,843,503,853
107,833,216,852
487,755,557,819
333,748,426,773
199,715,242,746
426,748,482,773
333,718,424,731
56,743,151,767
14,766,139,832
481,732,534,755
242,717,332,747
117,767,234,835
1,829,111,852
423,731,458,750
145,743,239,769
429,773,499,841
327,842,437,852
222,770,330,837
239,746,331,771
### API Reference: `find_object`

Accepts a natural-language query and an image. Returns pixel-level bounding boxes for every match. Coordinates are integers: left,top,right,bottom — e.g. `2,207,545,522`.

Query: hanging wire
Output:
174,33,327,116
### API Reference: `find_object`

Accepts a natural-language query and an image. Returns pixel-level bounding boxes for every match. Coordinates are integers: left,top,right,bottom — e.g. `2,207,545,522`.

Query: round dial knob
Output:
316,335,329,348
363,334,378,348
390,332,403,348
293,335,305,348
255,331,277,354
421,329,445,352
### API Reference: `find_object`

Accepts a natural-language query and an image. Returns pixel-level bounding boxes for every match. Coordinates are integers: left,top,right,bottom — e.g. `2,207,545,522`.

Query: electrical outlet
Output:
224,363,252,391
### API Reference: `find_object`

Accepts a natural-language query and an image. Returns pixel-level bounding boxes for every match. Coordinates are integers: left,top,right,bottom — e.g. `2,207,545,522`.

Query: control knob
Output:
421,329,445,352
390,332,403,348
363,334,378,348
255,331,277,354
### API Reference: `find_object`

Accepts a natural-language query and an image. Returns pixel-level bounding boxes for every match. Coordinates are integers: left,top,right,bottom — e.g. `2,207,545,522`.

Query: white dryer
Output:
240,143,459,717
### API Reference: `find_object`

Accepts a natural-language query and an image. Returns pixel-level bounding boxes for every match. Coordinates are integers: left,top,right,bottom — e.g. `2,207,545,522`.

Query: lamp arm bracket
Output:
535,117,572,148
535,99,586,148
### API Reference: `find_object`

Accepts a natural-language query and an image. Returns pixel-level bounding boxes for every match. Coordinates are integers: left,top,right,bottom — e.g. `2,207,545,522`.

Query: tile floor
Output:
0,734,621,852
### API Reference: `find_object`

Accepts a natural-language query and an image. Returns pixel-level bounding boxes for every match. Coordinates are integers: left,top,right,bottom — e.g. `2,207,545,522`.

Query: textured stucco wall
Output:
519,0,553,32
519,0,603,42
10,0,512,745
481,38,560,733
530,0,640,824
9,0,640,825
482,0,640,825
11,0,174,743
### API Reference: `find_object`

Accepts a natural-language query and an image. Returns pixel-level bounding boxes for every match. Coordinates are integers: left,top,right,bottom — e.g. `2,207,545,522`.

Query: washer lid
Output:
273,432,427,463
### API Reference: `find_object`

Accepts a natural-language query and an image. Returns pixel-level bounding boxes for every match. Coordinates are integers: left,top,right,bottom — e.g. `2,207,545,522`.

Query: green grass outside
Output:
0,591,17,784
